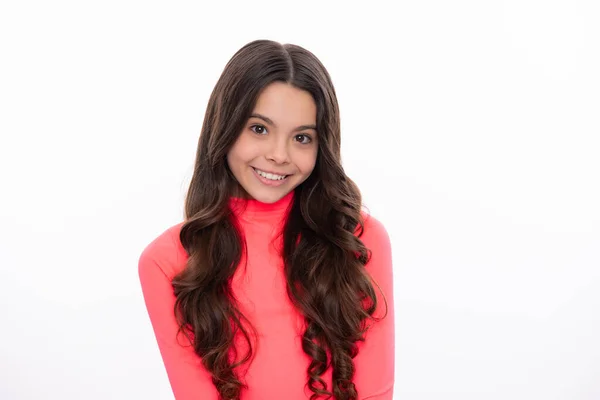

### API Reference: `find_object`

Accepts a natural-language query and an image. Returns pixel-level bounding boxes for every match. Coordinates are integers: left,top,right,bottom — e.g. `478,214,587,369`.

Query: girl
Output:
138,39,395,400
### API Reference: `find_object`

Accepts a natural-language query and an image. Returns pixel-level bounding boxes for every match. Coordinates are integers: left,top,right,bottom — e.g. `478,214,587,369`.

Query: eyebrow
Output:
249,113,317,132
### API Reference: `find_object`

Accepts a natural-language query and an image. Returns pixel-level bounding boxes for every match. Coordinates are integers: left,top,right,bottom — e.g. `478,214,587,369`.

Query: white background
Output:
1,1,599,399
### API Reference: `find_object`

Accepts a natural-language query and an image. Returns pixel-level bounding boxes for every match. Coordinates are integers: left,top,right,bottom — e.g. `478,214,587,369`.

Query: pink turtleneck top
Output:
138,190,395,399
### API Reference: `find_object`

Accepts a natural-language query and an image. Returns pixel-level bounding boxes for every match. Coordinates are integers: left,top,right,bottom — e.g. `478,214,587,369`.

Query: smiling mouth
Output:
252,167,290,181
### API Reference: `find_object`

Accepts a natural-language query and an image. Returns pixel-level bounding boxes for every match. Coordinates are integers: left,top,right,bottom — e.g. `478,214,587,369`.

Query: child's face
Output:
227,81,318,203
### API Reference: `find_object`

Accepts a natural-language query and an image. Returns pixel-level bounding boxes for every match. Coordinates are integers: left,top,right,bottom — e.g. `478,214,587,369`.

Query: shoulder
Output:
357,210,393,276
138,221,188,280
358,210,391,246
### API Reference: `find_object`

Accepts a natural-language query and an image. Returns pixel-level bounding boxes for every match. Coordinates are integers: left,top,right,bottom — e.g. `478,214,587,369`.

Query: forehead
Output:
252,82,316,124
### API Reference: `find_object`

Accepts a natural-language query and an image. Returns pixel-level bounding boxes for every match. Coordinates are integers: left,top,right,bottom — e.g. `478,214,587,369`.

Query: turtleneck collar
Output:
228,189,295,224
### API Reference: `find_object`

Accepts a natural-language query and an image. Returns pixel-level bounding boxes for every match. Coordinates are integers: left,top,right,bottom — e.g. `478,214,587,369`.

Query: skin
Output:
226,81,319,203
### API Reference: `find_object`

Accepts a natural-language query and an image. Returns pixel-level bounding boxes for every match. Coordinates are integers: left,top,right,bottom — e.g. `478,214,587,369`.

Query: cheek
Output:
298,148,318,174
227,136,253,167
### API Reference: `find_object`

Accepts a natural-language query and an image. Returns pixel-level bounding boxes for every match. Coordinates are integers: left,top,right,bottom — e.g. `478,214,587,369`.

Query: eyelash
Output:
249,124,313,145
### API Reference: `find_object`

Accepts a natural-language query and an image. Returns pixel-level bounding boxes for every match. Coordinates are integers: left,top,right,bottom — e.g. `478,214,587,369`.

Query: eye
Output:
250,124,268,135
294,134,312,144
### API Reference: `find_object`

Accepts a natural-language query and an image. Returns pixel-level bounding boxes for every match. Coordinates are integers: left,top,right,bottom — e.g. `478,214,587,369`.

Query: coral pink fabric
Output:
138,190,395,399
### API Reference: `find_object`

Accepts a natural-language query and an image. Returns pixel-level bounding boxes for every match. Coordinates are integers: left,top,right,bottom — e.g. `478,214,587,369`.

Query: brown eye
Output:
250,124,267,135
294,134,312,144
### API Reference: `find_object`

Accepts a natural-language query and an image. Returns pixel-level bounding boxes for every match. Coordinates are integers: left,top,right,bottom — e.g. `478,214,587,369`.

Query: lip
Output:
251,167,290,187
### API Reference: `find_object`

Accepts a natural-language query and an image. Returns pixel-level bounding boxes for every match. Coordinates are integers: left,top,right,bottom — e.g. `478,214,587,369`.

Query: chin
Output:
248,189,289,204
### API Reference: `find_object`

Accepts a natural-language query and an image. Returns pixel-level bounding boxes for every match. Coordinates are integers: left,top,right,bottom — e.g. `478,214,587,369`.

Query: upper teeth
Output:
255,168,287,181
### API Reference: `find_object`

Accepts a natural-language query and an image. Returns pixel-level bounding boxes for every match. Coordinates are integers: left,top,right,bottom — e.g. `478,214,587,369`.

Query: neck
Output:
228,190,295,224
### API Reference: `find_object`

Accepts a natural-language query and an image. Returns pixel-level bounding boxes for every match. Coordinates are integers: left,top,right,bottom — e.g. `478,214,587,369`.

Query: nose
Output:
266,136,290,164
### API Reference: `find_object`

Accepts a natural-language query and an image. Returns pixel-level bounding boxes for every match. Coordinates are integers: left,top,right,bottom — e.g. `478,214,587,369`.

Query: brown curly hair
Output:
171,39,388,400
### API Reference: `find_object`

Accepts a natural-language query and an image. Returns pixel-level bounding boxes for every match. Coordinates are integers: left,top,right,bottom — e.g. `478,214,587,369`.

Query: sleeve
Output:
138,236,219,400
353,215,396,400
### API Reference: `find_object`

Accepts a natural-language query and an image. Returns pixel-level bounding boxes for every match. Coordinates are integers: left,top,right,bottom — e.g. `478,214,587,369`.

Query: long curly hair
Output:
172,39,388,400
